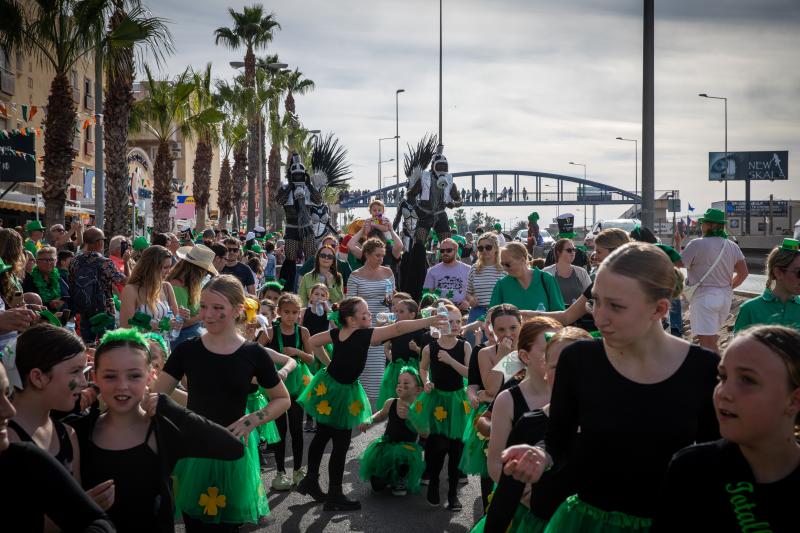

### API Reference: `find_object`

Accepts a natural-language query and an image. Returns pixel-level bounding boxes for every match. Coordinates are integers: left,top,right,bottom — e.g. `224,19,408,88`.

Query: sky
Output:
150,0,800,229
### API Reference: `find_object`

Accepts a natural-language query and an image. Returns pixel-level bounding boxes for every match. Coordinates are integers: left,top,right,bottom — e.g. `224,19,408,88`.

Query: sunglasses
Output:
476,245,493,252
318,253,335,260
563,248,576,253
226,247,239,253
439,248,455,253
52,228,66,233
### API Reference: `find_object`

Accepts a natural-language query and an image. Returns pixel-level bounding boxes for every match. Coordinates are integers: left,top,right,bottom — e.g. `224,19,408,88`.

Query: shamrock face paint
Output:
46,351,88,412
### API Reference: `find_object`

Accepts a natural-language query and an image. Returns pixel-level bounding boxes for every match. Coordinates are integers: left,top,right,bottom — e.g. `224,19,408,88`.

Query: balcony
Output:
84,93,94,110
0,69,14,96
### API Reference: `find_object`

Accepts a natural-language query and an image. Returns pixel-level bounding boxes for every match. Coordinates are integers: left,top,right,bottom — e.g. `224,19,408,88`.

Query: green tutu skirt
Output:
408,387,470,439
377,358,420,407
297,368,372,430
471,503,548,533
172,429,269,524
358,436,425,493
245,388,280,445
459,402,489,476
544,495,651,533
281,359,314,398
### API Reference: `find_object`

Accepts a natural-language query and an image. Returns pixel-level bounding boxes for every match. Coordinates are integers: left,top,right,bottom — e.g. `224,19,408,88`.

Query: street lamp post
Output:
698,93,731,229
378,136,397,193
396,89,405,189
616,137,639,218
570,162,589,228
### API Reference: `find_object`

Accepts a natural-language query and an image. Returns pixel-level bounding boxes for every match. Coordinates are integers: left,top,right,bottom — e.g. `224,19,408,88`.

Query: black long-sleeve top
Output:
544,339,720,518
0,442,115,533
70,394,244,532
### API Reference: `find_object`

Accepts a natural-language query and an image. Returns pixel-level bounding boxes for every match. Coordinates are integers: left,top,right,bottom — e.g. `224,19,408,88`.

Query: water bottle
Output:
384,278,393,303
422,307,440,339
65,319,76,336
168,311,183,341
536,302,547,312
437,302,451,335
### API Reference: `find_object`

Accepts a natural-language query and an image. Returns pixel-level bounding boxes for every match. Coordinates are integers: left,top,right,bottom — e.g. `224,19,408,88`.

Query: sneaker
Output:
370,476,388,493
271,472,292,491
304,418,316,432
296,477,327,502
446,496,463,511
292,467,306,486
323,493,361,512
391,480,407,496
426,481,440,507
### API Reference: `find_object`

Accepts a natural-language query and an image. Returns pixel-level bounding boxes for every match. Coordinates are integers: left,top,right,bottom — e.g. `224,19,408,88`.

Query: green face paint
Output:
68,379,79,391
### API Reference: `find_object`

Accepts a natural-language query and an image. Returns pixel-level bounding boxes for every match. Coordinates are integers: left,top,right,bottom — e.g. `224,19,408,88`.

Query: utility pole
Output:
94,36,104,228
641,0,655,230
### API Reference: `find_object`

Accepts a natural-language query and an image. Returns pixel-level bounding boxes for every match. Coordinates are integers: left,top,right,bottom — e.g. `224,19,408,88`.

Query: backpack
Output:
70,256,107,316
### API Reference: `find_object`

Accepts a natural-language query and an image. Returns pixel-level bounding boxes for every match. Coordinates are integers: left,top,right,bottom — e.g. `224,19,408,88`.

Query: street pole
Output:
396,89,404,190
641,0,655,230
94,36,104,228
439,0,443,144
378,138,381,192
259,117,266,229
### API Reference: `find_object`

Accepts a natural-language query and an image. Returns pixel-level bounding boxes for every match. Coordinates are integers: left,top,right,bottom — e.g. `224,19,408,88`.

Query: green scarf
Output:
31,266,61,304
704,229,729,239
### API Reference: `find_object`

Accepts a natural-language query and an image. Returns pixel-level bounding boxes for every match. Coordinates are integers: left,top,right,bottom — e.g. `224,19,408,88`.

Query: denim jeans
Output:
669,298,683,337
465,305,488,347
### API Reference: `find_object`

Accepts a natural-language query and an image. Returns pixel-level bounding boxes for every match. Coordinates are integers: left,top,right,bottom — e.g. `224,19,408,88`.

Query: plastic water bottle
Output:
384,278,393,302
167,311,183,341
422,307,440,338
536,302,547,313
437,302,451,335
65,319,76,336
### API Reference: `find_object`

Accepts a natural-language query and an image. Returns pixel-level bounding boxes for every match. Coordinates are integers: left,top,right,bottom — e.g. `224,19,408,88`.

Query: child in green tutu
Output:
408,304,472,511
359,366,425,496
377,299,424,407
296,296,447,512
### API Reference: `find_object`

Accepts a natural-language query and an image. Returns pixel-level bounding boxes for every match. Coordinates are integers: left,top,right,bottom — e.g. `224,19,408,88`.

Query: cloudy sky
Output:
152,0,800,228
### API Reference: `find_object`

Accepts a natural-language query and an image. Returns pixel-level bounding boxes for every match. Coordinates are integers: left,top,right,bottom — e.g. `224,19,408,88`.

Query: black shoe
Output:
446,496,462,511
370,476,388,492
323,493,361,512
296,477,327,502
426,481,440,507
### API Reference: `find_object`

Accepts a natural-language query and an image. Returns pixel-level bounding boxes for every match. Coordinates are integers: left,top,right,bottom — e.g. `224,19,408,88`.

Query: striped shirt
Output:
467,263,506,307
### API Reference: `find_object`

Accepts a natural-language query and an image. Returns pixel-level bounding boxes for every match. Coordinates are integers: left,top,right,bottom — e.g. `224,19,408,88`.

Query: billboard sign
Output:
708,151,788,181
727,200,788,217
0,134,36,182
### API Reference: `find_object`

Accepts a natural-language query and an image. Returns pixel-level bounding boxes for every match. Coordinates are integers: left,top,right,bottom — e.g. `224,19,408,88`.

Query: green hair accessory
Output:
781,238,799,252
127,311,153,332
143,332,170,358
156,316,172,333
262,280,285,293
544,332,556,343
398,365,423,387
589,331,602,339
112,295,121,312
99,328,150,350
421,288,441,300
39,309,61,327
89,312,116,334
327,310,342,328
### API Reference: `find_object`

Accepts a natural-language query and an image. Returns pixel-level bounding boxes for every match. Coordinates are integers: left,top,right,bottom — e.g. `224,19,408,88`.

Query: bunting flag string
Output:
0,146,37,161
0,99,97,123
0,126,45,138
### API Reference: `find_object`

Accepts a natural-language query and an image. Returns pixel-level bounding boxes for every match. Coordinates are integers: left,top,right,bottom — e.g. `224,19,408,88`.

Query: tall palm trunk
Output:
217,157,232,229
42,73,77,227
244,47,257,230
232,143,247,233
192,137,212,230
268,144,283,229
152,140,174,232
103,8,135,238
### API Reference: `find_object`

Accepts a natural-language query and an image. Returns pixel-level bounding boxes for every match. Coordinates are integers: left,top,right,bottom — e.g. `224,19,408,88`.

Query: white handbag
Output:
684,240,727,303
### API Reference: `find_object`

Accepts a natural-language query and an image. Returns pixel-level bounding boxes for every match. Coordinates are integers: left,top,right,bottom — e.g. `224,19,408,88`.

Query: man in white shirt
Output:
423,238,471,310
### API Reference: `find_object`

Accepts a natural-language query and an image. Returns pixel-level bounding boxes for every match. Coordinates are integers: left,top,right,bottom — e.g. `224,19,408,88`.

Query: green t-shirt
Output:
733,288,800,333
489,268,565,311
171,284,199,316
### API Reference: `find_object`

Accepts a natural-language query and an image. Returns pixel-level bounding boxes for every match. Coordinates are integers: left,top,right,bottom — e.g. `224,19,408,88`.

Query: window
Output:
71,70,78,90
15,52,22,72
84,77,91,95
27,77,32,89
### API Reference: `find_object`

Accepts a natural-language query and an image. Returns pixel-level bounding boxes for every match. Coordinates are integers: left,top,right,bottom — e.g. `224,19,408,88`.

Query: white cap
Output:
245,231,256,241
254,225,266,233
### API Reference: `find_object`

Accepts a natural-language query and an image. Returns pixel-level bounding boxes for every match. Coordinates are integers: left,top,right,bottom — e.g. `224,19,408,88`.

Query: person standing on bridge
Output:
682,208,748,352
733,238,800,333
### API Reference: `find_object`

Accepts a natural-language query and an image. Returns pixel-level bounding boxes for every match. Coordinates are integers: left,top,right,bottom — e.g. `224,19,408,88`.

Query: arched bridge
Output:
339,170,641,208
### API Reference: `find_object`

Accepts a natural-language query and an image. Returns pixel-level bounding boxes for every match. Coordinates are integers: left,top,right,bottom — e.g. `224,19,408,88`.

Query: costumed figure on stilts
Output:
276,153,322,292
398,134,462,301
308,134,351,248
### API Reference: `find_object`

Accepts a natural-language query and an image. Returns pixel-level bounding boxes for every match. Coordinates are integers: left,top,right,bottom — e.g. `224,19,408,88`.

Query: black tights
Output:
306,422,352,496
272,400,304,472
424,434,463,495
183,514,239,533
480,475,494,512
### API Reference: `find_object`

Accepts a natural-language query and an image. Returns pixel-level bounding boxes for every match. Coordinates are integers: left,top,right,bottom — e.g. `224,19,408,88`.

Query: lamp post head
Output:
615,136,623,140
396,89,405,94
698,93,708,97
308,129,321,134
267,62,289,70
229,61,245,69
569,161,575,165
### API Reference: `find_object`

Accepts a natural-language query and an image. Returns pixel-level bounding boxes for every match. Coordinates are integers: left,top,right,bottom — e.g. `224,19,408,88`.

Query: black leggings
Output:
306,422,352,496
424,434,464,493
272,400,304,472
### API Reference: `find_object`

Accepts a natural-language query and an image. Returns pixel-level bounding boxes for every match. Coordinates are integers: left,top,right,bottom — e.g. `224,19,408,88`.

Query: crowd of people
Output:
0,204,798,533
340,186,542,206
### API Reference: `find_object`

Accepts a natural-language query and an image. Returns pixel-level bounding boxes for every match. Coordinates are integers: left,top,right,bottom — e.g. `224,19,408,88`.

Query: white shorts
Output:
690,287,733,336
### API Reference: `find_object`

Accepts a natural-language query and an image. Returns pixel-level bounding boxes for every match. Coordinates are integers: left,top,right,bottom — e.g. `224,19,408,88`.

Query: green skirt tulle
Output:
408,387,470,439
172,429,268,524
459,402,489,476
377,358,420,408
281,359,314,399
297,368,372,430
245,388,280,445
544,495,652,533
471,503,548,533
358,436,425,493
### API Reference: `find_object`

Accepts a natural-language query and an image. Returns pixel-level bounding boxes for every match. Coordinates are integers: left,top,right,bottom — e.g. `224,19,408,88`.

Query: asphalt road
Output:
177,422,483,533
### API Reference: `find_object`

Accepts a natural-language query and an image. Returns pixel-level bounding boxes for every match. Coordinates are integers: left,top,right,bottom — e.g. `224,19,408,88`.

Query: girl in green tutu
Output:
377,298,424,407
153,275,293,532
296,296,447,512
408,304,472,511
463,304,522,511
359,366,425,496
499,243,720,533
265,293,316,491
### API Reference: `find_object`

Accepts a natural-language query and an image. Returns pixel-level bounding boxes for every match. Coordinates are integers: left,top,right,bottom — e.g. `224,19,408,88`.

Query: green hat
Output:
698,208,726,225
493,223,502,231
250,244,263,253
132,236,149,251
0,258,13,275
781,238,799,252
528,212,540,223
25,220,45,232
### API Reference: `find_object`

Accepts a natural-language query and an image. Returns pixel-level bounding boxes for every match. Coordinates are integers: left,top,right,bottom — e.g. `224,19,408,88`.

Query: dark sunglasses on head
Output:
477,245,493,252
318,253,335,260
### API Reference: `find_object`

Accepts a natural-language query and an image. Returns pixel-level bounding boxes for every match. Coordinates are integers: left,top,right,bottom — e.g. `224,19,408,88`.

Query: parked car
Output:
516,228,555,249
591,218,641,235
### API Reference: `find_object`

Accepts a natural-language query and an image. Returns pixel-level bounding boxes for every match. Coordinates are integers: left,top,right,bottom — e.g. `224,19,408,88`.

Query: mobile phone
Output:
10,291,23,308
60,309,71,325
120,240,128,256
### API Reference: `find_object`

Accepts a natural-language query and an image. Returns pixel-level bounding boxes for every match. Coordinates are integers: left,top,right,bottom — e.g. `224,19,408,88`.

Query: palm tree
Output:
215,78,248,231
282,68,315,163
214,4,280,231
217,117,246,230
129,65,223,231
102,0,172,239
189,63,219,231
0,0,153,227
